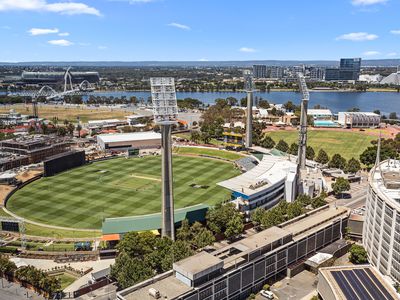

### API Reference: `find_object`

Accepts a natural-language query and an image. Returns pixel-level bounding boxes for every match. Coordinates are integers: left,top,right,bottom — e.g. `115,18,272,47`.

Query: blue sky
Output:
0,0,399,62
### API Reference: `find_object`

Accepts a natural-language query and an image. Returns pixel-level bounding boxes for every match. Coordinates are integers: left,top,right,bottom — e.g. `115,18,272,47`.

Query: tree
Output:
360,143,398,167
201,131,211,144
349,244,368,264
296,194,312,206
206,202,242,236
190,131,201,143
251,207,265,227
345,158,361,174
315,149,329,165
287,202,304,219
226,97,238,106
347,107,360,112
0,255,17,276
289,143,298,155
332,177,350,197
56,126,67,136
261,136,275,149
276,140,289,152
67,123,75,135
328,154,347,170
258,100,270,109
116,231,157,257
111,253,154,289
373,109,381,115
192,226,215,249
283,101,296,112
176,219,191,241
311,192,327,209
224,214,244,240
306,146,315,160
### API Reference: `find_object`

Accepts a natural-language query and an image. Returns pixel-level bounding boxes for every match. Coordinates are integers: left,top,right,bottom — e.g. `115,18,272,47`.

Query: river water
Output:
2,90,399,115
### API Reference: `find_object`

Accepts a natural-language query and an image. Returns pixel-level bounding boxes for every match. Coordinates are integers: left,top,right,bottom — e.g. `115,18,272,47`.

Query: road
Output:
0,278,45,300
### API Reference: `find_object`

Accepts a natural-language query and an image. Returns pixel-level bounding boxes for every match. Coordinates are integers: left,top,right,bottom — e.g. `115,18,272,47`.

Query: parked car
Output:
260,290,274,299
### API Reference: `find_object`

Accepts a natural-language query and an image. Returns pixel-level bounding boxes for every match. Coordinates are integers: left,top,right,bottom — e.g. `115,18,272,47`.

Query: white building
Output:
380,70,400,85
363,159,400,282
359,74,383,83
0,110,29,126
218,155,297,215
87,119,127,131
337,112,380,128
307,109,333,120
97,132,161,151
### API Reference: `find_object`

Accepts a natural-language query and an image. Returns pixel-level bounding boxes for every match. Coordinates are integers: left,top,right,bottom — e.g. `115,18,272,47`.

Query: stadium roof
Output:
217,155,296,196
97,131,161,143
102,204,208,235
319,265,397,300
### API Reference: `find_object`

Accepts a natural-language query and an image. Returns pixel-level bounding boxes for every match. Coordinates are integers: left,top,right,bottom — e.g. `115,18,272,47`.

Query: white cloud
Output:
47,39,73,46
108,0,156,3
390,30,400,35
1,25,10,29
0,0,101,16
239,47,256,53
336,32,378,41
387,52,398,57
351,0,388,6
28,27,59,36
98,46,107,50
167,22,190,30
58,32,69,36
78,42,90,46
362,51,380,56
198,58,208,61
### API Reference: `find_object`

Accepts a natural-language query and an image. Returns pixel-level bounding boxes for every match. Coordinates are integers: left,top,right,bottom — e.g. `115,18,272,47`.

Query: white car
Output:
260,290,274,299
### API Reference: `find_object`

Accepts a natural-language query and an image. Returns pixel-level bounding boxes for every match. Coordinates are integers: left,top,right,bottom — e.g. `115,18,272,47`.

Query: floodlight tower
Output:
297,72,309,171
243,70,254,148
150,77,178,240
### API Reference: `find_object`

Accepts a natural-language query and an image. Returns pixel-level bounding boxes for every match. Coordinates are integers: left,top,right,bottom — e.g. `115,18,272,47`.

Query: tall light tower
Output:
243,70,254,148
297,72,309,171
150,77,178,240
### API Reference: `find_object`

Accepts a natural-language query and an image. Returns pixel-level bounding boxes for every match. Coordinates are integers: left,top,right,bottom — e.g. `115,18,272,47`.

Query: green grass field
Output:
265,130,376,161
7,155,240,229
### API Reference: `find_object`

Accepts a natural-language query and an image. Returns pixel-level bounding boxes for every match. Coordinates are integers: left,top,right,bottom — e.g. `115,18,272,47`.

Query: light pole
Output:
150,77,178,240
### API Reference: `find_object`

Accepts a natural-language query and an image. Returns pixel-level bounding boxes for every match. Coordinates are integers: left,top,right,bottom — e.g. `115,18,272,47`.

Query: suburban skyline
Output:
0,0,399,62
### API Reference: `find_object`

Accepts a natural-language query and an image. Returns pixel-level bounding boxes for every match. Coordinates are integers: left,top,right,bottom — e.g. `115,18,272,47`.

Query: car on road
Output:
260,290,274,299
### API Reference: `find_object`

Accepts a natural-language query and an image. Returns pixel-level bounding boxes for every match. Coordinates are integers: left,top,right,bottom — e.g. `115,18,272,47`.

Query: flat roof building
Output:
337,112,380,128
307,109,333,120
118,205,350,300
97,132,161,152
218,155,297,213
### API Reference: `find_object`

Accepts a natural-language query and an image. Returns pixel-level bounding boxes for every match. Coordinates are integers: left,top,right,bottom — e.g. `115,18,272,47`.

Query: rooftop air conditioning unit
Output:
149,288,161,299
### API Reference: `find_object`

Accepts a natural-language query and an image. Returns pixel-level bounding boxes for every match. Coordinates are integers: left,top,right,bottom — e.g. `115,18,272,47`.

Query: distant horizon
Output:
1,58,399,68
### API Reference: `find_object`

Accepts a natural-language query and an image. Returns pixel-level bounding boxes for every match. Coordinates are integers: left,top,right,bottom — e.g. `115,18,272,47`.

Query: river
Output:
2,90,399,115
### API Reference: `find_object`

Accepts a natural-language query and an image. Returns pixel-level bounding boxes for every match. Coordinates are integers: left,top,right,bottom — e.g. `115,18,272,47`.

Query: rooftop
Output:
307,109,332,115
319,265,398,300
339,111,380,117
96,131,161,143
218,155,297,196
370,159,400,207
119,205,350,300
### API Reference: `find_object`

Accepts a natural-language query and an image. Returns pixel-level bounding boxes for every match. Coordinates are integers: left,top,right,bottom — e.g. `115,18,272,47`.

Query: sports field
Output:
265,130,376,161
7,155,240,229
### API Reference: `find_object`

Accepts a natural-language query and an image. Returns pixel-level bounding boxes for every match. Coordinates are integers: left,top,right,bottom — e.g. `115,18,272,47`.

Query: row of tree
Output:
0,256,60,296
111,202,244,289
251,194,327,230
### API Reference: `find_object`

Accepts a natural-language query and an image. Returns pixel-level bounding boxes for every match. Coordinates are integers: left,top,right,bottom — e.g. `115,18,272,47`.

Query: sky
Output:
0,0,399,62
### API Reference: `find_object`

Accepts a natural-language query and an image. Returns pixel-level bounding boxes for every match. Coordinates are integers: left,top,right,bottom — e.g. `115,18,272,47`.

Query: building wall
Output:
98,139,161,151
363,184,400,282
176,218,347,300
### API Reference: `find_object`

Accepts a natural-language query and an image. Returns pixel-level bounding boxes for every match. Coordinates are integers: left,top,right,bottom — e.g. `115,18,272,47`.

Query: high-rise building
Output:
310,67,325,81
325,58,361,81
267,66,284,79
363,159,400,282
339,58,361,81
252,64,267,78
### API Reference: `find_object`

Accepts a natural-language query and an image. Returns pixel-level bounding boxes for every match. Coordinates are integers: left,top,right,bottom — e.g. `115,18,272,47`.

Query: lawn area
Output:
0,104,129,123
174,147,243,161
265,130,376,161
7,155,240,229
55,274,77,290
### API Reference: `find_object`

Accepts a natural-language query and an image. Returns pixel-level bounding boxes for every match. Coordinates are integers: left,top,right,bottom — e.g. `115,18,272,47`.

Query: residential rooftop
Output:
96,131,161,143
370,159,400,207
